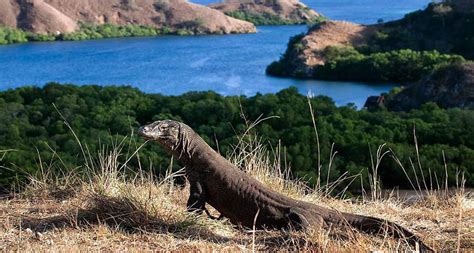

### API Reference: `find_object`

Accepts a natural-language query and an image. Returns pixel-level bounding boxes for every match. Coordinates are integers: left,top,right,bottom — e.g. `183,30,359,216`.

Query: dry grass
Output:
1,134,472,252
1,108,473,252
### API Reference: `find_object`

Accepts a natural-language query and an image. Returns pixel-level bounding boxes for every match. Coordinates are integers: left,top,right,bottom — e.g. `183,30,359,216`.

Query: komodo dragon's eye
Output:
158,121,179,138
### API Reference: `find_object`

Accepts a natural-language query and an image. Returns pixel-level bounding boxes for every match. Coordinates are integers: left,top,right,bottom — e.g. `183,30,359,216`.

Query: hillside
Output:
0,0,256,35
267,0,473,81
383,62,474,111
210,0,322,25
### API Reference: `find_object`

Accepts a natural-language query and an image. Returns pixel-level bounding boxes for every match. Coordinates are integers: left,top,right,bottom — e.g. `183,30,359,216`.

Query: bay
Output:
0,0,431,108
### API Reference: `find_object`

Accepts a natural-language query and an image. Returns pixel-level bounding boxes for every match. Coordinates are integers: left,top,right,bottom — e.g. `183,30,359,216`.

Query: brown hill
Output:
285,21,377,75
385,63,474,111
0,0,18,28
210,0,320,24
0,0,256,35
17,0,78,34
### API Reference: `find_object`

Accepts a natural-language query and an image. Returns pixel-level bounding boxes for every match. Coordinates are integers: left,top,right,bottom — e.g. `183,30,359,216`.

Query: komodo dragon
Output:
138,120,433,252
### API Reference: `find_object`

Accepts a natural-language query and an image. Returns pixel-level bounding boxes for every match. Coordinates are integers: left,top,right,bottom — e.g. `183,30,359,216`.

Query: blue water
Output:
0,0,431,108
193,0,430,24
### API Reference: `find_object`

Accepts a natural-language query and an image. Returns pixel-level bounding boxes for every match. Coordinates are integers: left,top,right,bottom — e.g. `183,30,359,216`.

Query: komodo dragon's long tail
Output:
333,212,434,252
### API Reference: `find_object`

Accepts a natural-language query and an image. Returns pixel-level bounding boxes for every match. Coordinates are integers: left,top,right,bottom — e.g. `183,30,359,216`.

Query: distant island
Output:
210,0,324,25
0,0,256,45
267,0,473,83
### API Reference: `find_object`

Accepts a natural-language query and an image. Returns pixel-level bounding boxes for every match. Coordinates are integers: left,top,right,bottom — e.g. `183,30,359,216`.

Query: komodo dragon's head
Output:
138,120,199,159
138,120,182,147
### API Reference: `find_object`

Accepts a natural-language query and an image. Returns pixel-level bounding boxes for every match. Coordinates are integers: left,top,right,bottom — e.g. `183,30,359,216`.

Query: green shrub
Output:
27,33,56,42
322,46,360,62
0,26,28,44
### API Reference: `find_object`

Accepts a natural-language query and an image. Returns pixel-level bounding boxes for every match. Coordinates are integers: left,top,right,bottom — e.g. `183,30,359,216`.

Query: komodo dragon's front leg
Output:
187,180,223,220
187,180,206,213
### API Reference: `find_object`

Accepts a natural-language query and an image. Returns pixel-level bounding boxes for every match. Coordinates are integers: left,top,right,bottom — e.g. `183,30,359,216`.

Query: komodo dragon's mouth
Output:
137,126,153,139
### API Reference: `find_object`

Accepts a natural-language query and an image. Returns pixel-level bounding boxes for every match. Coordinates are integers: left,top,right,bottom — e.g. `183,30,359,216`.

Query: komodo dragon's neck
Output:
170,124,221,168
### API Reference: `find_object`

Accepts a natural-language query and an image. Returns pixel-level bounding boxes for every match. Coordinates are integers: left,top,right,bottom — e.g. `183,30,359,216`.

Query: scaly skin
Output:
139,120,434,252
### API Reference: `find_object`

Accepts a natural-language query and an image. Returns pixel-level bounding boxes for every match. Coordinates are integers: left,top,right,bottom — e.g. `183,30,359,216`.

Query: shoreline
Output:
0,82,397,109
0,23,258,46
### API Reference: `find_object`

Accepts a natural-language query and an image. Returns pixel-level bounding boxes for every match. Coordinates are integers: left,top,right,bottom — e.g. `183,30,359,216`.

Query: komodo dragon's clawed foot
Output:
286,209,311,230
205,208,224,220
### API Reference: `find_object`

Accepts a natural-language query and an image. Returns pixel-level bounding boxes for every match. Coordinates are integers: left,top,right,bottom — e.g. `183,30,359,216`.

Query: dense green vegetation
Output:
0,26,28,45
313,47,464,82
1,84,473,193
226,11,325,25
267,1,473,82
0,23,203,45
266,33,306,77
